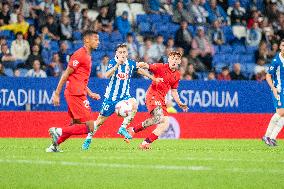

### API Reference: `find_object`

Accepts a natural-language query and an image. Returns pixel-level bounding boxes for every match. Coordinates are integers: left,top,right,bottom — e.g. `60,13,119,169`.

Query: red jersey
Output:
147,63,180,105
65,47,92,96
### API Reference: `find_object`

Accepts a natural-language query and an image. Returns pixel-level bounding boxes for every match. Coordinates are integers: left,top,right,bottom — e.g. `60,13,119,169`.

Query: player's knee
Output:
129,98,138,111
277,109,284,117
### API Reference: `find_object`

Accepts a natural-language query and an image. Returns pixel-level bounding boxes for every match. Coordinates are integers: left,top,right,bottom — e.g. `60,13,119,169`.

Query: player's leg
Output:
82,115,108,150
269,108,284,146
82,99,113,150
128,106,164,137
117,98,138,141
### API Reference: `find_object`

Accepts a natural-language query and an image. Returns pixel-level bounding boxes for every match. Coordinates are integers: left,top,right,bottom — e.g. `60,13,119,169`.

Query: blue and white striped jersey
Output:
268,53,284,93
104,57,137,101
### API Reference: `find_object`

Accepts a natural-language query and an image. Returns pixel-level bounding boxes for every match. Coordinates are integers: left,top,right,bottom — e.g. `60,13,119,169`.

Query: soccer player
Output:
45,30,100,152
263,39,284,146
128,51,188,149
81,43,163,150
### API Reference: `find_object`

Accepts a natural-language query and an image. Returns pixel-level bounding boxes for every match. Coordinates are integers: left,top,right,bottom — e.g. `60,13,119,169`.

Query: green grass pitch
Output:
1,138,284,189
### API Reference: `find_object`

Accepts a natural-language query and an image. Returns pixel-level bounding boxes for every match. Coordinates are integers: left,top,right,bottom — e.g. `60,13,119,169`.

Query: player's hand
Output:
178,103,188,112
272,87,279,100
89,92,101,100
53,93,60,106
137,62,149,69
153,77,164,83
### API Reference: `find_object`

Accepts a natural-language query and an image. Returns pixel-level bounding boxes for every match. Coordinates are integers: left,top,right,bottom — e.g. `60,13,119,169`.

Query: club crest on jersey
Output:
116,72,129,80
73,60,79,67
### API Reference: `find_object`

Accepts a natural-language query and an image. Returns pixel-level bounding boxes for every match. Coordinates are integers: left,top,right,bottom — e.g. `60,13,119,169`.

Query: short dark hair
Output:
82,30,98,38
115,43,127,51
280,39,284,45
16,32,23,36
168,51,182,58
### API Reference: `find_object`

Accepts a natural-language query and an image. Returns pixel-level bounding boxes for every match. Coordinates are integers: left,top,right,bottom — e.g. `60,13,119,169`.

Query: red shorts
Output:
145,94,168,116
65,94,92,122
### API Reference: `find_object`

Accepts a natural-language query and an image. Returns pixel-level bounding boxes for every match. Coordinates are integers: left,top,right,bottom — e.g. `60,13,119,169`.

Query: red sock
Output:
145,133,158,143
133,122,144,133
57,124,89,145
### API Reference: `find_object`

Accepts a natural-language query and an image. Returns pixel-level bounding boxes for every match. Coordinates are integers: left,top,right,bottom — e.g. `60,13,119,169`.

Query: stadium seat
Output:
116,2,131,17
225,54,239,64
98,32,110,42
167,23,180,35
138,22,153,35
129,3,145,24
50,41,59,52
18,68,28,77
222,26,235,43
220,45,232,53
232,25,247,39
246,45,258,54
0,30,12,39
73,40,83,51
136,14,149,25
232,44,246,54
4,68,13,77
72,31,82,40
26,18,35,25
188,25,196,36
161,14,172,23
110,31,123,42
212,54,226,65
148,14,162,23
214,62,229,73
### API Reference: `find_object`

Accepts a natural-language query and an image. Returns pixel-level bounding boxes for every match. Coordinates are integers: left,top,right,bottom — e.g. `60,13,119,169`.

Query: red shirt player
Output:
46,30,100,152
128,51,188,149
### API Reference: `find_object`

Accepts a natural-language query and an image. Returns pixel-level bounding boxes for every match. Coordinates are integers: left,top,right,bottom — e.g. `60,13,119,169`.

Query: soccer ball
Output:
115,100,133,117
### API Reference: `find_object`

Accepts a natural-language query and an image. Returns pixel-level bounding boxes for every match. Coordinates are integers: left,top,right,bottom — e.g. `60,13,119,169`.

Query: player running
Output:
81,43,162,150
127,51,188,149
263,39,284,147
46,30,101,152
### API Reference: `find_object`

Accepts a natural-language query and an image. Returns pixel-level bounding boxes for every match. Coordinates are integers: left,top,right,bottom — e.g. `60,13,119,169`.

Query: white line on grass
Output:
0,159,210,171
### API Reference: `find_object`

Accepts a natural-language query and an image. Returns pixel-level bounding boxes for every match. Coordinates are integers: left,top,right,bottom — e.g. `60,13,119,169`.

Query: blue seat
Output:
50,40,59,52
167,23,180,35
225,54,239,64
188,25,196,36
0,30,11,39
136,14,148,25
212,54,226,65
26,18,35,25
213,45,220,54
214,62,229,73
148,14,162,23
72,31,82,40
222,26,235,43
138,22,152,35
232,45,246,54
161,14,172,23
110,32,123,42
98,32,110,42
4,68,13,77
18,68,28,77
220,45,232,53
246,46,258,54
245,63,256,74
73,40,83,51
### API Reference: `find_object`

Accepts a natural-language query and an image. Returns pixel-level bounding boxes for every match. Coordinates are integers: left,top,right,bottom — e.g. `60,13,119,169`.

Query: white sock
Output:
86,121,99,140
121,110,137,128
57,128,62,136
270,117,284,139
265,113,281,137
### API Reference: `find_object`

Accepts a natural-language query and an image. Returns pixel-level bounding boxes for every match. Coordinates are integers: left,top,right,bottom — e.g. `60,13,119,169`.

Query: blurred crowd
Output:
0,0,283,81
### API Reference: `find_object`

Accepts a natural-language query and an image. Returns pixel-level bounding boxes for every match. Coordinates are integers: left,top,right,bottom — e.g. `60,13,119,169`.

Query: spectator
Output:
184,73,193,80
230,63,247,80
205,70,216,80
11,32,30,62
255,41,269,63
227,0,246,25
189,0,208,24
247,10,261,29
188,49,207,71
115,11,131,38
78,8,92,33
125,33,138,60
175,20,192,54
252,58,267,81
246,22,262,47
0,2,10,26
96,55,109,78
0,14,29,35
40,26,54,47
58,41,70,69
181,56,189,69
209,19,226,45
33,36,43,53
25,59,47,78
0,63,6,76
39,0,55,15
60,15,73,40
166,37,175,51
153,35,166,60
19,0,32,18
0,44,16,68
0,36,7,53
266,1,279,25
144,0,161,14
217,66,231,80
179,66,186,79
205,0,227,24
172,1,193,23
191,27,214,70
276,21,284,41
27,25,39,49
186,64,198,80
46,15,60,40
69,3,82,31
25,44,44,69
139,37,159,63
160,47,171,63
268,42,279,61
46,53,63,77
13,69,21,77
10,4,21,24
96,6,113,33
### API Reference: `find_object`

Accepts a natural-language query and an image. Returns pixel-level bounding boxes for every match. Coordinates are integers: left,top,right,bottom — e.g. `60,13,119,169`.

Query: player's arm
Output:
137,68,163,83
137,62,149,69
266,73,278,99
86,86,101,100
171,89,188,112
105,61,121,78
53,67,74,106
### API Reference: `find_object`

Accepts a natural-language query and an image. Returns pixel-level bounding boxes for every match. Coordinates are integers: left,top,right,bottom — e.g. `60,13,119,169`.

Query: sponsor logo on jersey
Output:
73,60,79,67
116,73,129,80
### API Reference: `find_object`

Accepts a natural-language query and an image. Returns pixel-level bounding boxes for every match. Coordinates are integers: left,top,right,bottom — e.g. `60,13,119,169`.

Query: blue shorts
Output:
100,96,132,117
272,92,284,109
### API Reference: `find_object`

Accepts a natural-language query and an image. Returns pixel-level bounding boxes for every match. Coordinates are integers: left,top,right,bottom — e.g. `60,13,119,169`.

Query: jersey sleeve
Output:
149,63,163,74
68,53,81,71
268,58,279,75
106,59,117,72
